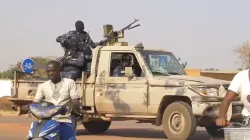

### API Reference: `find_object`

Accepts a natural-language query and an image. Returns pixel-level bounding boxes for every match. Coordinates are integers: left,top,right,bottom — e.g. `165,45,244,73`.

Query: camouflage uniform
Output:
112,54,135,77
112,64,136,77
112,65,126,77
56,30,96,81
59,51,85,81
56,30,96,56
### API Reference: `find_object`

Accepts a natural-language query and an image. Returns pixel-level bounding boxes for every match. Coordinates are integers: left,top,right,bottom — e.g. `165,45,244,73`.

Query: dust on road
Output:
0,115,216,140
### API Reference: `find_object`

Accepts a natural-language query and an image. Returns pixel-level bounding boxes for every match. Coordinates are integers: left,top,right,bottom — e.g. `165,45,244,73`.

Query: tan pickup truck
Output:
8,23,243,140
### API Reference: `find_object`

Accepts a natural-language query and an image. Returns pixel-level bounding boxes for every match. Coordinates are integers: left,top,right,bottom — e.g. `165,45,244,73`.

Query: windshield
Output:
140,50,186,76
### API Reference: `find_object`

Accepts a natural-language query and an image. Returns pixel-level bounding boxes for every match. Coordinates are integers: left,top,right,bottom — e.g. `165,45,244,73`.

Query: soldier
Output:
59,47,85,81
56,20,97,80
56,20,97,54
112,54,135,77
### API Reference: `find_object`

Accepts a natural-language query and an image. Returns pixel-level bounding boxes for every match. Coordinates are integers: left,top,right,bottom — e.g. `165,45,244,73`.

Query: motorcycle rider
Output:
33,60,81,140
56,20,98,80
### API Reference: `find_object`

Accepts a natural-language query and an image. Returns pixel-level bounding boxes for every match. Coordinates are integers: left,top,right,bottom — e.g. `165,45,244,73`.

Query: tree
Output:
0,56,55,79
177,57,187,68
0,69,17,79
232,41,250,69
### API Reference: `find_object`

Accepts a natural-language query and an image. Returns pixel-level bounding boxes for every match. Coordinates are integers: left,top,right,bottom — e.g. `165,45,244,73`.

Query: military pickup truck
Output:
8,20,243,140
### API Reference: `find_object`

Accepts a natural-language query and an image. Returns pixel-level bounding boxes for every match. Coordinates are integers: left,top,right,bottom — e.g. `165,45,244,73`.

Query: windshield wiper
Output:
152,71,171,76
168,72,184,75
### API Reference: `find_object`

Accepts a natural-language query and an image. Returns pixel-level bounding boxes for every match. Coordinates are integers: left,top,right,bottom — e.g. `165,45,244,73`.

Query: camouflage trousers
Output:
60,71,80,81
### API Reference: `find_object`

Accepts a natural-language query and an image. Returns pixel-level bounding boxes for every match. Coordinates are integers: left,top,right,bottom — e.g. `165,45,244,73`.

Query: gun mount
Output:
101,19,140,46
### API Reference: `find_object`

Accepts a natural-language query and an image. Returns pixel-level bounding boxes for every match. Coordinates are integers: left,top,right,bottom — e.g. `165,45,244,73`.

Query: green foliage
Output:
0,68,17,79
232,41,250,69
0,56,55,79
177,57,187,68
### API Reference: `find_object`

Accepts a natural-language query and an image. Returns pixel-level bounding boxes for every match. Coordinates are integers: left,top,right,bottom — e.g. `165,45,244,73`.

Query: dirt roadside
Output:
0,96,13,110
0,96,19,116
0,116,214,140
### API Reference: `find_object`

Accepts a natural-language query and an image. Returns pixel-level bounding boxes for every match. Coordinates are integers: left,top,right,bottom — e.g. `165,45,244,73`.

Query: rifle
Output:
98,19,141,45
56,49,76,62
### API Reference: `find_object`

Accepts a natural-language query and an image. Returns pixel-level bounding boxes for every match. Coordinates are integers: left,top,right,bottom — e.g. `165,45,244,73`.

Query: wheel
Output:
83,120,111,134
205,122,224,138
162,101,197,140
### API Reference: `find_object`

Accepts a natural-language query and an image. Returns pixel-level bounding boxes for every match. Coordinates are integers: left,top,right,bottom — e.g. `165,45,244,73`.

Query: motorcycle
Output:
27,101,81,140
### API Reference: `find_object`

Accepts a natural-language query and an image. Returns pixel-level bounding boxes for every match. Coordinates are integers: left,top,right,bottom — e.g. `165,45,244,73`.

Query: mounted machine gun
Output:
100,18,141,46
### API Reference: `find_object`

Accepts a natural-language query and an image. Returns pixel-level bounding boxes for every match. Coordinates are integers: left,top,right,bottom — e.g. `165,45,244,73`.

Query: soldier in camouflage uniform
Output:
56,20,97,81
112,54,135,77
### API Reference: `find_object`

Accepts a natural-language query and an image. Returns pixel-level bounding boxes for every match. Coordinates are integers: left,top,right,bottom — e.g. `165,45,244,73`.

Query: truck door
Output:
104,51,148,114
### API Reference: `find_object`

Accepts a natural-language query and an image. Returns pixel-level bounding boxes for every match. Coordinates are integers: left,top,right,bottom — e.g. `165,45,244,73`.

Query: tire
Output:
205,122,224,138
162,101,197,140
83,120,111,134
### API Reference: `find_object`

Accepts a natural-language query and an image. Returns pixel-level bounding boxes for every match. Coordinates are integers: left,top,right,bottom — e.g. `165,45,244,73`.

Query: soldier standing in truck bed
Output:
56,20,97,54
56,20,97,80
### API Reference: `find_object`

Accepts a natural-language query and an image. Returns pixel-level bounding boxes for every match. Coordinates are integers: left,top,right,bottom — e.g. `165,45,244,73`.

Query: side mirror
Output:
125,67,133,77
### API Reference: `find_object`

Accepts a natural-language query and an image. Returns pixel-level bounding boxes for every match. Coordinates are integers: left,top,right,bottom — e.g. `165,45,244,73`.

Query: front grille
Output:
232,105,243,114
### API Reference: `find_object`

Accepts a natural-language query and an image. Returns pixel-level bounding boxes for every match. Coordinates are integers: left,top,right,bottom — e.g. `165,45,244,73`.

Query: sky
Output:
0,0,250,71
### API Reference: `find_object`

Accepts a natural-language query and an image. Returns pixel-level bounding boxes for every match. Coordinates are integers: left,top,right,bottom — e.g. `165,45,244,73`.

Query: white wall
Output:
0,80,12,97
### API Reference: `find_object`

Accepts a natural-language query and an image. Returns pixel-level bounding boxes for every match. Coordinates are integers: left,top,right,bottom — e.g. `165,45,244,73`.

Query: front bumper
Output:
192,101,243,120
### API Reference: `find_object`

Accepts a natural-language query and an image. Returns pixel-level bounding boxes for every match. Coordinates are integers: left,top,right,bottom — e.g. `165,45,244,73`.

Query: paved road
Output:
0,116,218,140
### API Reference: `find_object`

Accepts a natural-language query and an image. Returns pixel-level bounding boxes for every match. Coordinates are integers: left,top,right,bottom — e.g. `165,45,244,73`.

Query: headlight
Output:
29,106,41,118
197,88,218,96
41,106,62,118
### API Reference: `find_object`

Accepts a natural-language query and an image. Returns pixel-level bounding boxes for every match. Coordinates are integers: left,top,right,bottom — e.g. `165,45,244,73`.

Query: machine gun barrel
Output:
117,18,140,33
98,19,141,46
127,24,140,30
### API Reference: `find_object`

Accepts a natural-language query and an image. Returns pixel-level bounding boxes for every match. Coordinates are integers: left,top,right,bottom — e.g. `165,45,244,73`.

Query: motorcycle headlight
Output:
41,106,62,118
29,106,41,118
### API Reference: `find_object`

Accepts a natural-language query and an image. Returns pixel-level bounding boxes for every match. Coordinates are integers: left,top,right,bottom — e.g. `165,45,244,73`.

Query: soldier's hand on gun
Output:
60,58,68,65
216,117,230,127
98,40,105,46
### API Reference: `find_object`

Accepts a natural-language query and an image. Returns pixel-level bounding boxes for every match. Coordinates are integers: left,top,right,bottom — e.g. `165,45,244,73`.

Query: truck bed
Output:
7,98,33,106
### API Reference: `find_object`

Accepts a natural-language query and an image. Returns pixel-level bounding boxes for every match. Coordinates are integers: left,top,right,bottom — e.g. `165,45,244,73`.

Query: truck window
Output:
109,52,142,77
140,50,186,75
